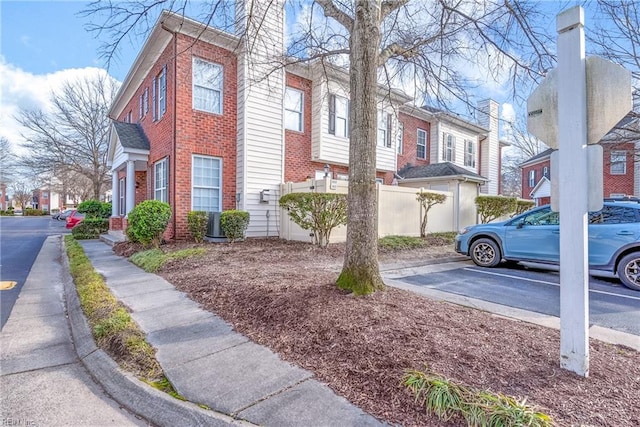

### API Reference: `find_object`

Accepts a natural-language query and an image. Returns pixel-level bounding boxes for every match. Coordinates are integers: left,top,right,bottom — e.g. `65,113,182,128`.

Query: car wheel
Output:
470,238,502,267
616,253,640,291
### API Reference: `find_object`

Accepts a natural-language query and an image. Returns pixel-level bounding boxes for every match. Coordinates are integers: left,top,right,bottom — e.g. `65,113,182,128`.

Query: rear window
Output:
589,205,639,224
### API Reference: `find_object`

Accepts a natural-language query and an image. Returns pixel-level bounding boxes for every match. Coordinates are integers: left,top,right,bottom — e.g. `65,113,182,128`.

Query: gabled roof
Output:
397,162,487,183
519,148,554,167
529,175,551,198
112,122,150,150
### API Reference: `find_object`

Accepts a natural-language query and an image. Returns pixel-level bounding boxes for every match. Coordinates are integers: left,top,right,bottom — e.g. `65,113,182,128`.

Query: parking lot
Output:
384,260,640,337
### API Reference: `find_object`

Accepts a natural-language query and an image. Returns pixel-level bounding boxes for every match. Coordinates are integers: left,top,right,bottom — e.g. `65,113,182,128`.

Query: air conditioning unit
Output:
205,212,226,240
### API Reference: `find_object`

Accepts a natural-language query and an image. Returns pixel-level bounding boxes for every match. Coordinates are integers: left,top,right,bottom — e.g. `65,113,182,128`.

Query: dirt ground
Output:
114,238,639,427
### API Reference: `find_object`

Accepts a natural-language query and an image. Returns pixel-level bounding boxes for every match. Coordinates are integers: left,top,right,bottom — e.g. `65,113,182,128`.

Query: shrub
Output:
220,210,250,243
279,192,347,248
77,200,111,219
126,200,171,248
24,208,45,216
417,191,447,237
187,211,209,243
71,218,109,239
514,199,535,216
475,195,517,223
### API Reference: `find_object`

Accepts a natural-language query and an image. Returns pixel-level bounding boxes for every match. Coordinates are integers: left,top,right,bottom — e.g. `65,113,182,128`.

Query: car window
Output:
520,207,559,226
590,205,639,224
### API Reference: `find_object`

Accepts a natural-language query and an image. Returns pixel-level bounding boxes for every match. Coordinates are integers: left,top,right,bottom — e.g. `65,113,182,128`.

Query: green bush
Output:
279,192,347,248
78,200,111,219
126,200,172,248
187,211,209,243
71,218,109,239
24,208,45,216
0,210,14,216
475,195,517,224
220,210,250,243
514,199,535,216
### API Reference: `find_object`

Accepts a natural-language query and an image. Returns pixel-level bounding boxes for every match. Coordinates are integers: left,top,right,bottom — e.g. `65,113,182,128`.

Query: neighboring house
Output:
520,122,640,205
107,5,507,241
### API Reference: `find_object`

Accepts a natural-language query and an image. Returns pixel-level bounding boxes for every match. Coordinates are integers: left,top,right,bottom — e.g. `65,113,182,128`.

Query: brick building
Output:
520,139,639,206
107,5,507,240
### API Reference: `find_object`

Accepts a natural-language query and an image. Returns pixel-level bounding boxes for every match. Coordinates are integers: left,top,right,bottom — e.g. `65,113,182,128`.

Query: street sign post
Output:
526,6,632,377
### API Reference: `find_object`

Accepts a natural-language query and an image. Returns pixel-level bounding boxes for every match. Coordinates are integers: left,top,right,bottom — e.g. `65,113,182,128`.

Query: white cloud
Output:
0,56,114,156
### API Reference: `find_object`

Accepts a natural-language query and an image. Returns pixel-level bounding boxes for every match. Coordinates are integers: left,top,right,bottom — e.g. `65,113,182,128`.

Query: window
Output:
417,128,427,159
154,158,168,203
377,110,391,147
442,133,455,162
139,95,143,119
126,110,132,123
528,170,536,187
329,94,349,137
158,66,167,119
193,57,223,114
42,192,48,199
397,123,404,155
192,155,221,212
543,166,549,178
118,178,126,216
610,151,627,175
143,88,149,115
590,205,638,224
464,139,476,167
284,87,303,132
152,77,157,120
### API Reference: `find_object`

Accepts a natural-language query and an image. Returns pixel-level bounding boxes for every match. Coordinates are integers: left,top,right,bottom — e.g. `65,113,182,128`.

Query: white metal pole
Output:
557,6,590,377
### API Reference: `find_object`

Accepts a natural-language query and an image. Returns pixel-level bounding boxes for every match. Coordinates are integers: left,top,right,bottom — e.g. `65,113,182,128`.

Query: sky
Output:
0,0,607,161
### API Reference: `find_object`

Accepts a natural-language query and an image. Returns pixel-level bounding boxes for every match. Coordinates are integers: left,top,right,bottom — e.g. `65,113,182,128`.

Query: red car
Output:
65,210,85,229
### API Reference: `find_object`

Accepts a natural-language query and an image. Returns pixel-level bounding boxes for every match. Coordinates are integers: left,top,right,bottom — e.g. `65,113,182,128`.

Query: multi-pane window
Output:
192,155,221,212
158,66,167,119
610,151,627,175
143,88,149,115
442,133,455,162
377,110,391,147
464,139,476,167
328,94,349,138
284,87,303,132
397,123,404,155
118,178,126,216
528,170,536,187
154,158,168,203
417,128,427,159
193,57,223,114
139,95,143,119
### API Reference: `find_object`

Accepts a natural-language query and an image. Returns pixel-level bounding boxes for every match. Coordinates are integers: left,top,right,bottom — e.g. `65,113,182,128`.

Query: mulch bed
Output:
115,239,639,426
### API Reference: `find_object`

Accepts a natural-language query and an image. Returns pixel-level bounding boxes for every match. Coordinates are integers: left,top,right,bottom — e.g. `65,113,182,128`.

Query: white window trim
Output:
417,128,427,159
397,123,404,155
329,94,349,138
610,151,627,175
193,57,223,115
528,170,536,187
191,155,222,212
284,87,304,132
443,133,455,162
154,158,168,203
377,110,391,148
158,66,167,119
464,139,476,168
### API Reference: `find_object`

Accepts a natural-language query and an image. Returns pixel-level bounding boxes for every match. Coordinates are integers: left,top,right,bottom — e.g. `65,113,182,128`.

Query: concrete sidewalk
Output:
76,239,382,426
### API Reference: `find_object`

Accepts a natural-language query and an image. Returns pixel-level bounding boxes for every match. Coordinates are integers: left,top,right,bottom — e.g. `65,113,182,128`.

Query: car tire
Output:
616,253,640,291
470,238,502,267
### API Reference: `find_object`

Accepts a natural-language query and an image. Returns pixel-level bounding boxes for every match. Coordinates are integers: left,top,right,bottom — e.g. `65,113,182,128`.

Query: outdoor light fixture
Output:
324,164,330,178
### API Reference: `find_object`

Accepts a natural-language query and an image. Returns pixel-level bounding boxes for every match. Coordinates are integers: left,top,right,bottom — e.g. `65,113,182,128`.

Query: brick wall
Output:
603,143,635,197
520,158,550,199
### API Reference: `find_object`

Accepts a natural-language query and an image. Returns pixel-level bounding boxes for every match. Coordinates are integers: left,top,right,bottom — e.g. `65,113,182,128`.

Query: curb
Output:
60,237,252,426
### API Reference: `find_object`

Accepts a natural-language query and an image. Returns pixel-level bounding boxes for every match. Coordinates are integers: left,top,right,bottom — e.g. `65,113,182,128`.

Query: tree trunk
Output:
336,1,385,295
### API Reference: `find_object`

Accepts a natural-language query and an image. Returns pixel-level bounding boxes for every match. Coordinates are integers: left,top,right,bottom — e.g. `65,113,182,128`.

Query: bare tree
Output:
0,137,17,188
16,72,118,201
11,181,34,211
84,0,554,294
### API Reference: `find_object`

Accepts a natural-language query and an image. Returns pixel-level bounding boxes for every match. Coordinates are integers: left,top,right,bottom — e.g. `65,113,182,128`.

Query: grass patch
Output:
379,232,457,250
403,369,552,427
130,247,208,273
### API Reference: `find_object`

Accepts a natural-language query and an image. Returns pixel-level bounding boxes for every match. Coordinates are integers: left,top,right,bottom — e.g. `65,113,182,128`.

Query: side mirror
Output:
517,220,525,229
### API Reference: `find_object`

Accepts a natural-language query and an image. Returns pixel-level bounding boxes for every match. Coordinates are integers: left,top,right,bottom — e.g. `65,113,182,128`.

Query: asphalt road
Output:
0,215,69,329
397,261,640,336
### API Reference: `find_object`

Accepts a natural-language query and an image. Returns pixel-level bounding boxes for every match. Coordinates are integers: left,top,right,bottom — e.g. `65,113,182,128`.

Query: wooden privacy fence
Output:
279,179,456,243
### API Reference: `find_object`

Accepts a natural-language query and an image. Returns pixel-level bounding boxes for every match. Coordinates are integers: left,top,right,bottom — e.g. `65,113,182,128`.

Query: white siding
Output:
310,78,397,172
434,121,480,174
236,0,285,237
478,99,500,195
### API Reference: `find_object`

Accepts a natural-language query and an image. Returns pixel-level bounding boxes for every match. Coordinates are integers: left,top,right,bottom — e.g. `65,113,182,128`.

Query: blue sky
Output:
1,1,138,81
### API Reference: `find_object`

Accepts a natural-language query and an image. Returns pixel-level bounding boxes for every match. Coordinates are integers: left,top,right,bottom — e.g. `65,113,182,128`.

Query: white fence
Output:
279,179,458,243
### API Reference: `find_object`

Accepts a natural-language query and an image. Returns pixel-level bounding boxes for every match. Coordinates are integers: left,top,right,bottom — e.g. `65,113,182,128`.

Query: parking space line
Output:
464,267,640,302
